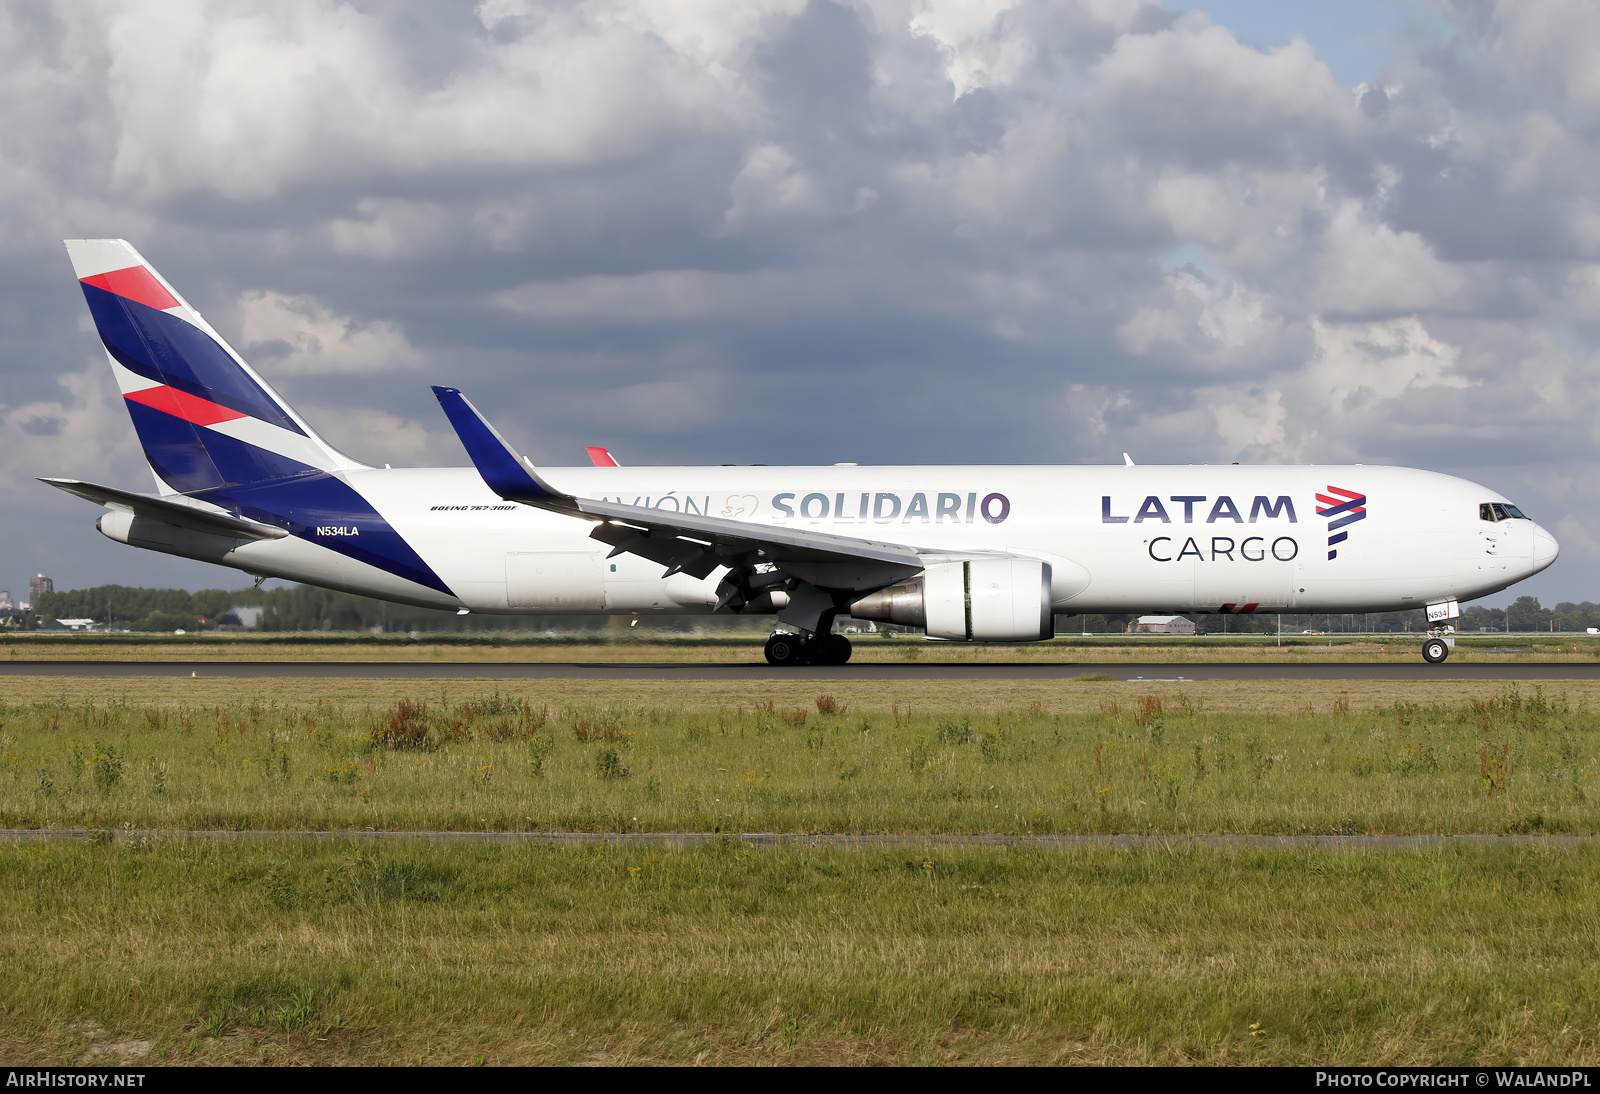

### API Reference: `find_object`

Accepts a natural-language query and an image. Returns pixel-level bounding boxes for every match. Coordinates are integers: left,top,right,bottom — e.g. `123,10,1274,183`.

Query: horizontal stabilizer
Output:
40,477,288,540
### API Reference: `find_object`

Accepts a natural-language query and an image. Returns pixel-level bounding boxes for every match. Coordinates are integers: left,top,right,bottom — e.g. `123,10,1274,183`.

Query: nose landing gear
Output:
1421,628,1455,664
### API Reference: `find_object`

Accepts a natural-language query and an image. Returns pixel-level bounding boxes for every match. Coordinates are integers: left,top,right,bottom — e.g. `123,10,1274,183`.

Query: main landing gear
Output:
764,632,853,666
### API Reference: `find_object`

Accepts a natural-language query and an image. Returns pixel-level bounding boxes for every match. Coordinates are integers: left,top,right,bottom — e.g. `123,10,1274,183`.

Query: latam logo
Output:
1102,495,1297,524
1316,487,1366,560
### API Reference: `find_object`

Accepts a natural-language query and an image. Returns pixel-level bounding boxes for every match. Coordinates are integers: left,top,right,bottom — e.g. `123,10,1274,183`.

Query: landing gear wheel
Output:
1422,637,1449,664
813,634,852,666
764,633,806,666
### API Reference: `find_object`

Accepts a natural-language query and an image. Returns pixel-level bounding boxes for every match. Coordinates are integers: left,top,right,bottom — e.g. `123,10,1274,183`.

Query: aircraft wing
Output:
40,477,290,541
431,387,924,587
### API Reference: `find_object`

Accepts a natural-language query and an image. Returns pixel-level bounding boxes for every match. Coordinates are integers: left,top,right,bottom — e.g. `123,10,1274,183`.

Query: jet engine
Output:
96,509,242,565
848,558,1054,641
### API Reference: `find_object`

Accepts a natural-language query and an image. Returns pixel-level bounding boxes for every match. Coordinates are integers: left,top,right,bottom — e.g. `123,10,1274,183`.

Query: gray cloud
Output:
2,0,1597,604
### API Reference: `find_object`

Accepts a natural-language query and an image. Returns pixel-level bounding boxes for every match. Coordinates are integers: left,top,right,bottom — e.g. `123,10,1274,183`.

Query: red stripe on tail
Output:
124,384,247,427
80,266,180,311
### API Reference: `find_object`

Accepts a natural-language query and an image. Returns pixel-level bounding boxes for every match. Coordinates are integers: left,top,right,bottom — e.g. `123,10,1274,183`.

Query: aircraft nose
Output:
1533,525,1560,574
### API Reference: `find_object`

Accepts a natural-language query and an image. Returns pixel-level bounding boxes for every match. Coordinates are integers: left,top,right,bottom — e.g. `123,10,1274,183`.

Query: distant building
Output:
28,574,52,604
1131,615,1197,635
228,605,264,629
0,590,11,612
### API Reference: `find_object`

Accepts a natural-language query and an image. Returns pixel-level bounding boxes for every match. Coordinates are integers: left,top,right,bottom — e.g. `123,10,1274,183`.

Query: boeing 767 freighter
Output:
44,239,1559,664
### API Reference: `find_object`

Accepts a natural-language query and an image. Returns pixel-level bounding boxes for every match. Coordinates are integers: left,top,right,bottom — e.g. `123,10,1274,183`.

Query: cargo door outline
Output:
505,551,605,609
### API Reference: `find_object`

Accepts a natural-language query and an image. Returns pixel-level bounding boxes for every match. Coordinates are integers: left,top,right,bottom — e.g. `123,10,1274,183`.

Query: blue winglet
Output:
431,386,562,504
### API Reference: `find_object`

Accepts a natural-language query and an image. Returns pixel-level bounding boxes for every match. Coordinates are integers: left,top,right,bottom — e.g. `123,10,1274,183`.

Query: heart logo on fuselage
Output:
721,494,759,519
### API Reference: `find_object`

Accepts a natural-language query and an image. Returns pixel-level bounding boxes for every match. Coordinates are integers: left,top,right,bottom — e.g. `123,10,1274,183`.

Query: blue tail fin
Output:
64,238,358,495
63,240,452,597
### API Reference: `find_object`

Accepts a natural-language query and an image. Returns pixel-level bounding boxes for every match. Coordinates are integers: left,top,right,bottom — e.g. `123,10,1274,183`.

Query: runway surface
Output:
4,659,1600,680
1,829,1595,850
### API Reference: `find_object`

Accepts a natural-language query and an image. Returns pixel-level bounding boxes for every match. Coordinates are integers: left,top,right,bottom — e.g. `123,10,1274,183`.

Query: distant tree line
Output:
29,583,573,633
1053,611,1435,635
33,586,240,631
1461,596,1600,633
1061,602,1592,635
27,583,744,635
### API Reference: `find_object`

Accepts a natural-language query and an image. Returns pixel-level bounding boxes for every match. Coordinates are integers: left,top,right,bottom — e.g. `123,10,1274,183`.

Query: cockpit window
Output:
1480,502,1529,522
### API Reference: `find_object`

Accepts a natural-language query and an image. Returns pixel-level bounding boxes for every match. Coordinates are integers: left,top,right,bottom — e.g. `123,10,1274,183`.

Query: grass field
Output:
4,632,1598,662
5,677,1599,1065
1,683,1594,834
3,837,1597,1065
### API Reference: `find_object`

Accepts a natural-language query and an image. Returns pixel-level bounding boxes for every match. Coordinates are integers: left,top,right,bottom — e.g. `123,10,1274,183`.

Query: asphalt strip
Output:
6,660,1600,680
2,830,1594,850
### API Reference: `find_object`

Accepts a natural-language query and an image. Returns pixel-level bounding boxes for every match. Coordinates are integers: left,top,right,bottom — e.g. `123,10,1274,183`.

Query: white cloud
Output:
495,264,935,324
7,0,1600,593
906,0,1030,97
1075,315,1471,466
1483,0,1600,106
1313,202,1466,315
498,269,796,323
99,0,753,201
0,366,145,498
1210,387,1286,455
564,374,723,432
1090,18,1354,134
325,199,457,260
1304,316,1468,413
291,405,452,467
722,142,824,227
1152,168,1329,276
1117,269,1283,367
236,290,425,375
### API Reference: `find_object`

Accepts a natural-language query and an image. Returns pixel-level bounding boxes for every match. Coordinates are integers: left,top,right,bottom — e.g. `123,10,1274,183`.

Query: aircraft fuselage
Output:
148,462,1555,619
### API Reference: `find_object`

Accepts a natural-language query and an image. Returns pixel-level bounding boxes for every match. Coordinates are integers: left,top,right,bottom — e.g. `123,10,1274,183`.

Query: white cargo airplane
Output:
45,239,1558,665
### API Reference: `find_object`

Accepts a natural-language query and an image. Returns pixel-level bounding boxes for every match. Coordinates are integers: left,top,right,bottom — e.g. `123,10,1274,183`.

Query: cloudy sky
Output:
2,0,1597,606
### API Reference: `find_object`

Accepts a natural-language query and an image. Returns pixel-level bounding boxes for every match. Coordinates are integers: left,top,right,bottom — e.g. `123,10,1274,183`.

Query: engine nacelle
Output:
850,559,1054,641
96,509,243,564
